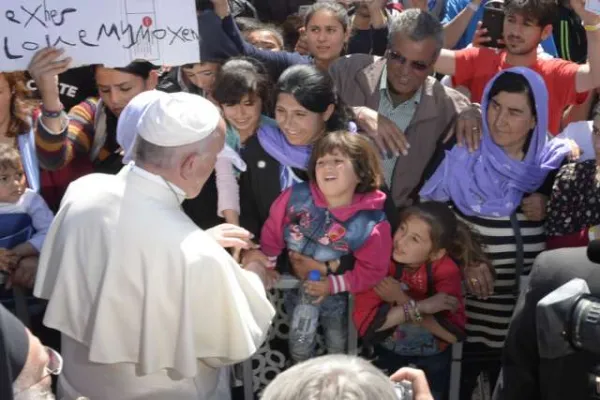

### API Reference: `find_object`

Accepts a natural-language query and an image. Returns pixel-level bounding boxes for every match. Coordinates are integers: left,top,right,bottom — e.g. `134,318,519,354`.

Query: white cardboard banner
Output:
0,0,200,72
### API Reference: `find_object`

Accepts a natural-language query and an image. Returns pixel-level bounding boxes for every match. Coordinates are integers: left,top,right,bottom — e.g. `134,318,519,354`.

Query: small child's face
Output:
0,166,26,203
315,150,359,200
392,216,433,266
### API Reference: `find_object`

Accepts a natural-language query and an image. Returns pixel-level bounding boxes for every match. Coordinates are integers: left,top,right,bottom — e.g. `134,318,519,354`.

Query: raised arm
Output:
572,0,600,93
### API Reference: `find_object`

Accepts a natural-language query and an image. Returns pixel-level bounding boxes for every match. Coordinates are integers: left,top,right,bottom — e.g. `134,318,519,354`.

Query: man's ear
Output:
180,152,199,181
540,24,553,42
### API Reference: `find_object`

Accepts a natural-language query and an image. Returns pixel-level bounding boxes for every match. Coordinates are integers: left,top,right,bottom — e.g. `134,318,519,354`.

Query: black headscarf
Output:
0,305,30,400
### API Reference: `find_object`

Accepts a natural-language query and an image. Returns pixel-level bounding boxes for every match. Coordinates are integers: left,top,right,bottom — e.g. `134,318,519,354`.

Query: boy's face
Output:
182,63,220,93
503,12,550,56
0,165,26,203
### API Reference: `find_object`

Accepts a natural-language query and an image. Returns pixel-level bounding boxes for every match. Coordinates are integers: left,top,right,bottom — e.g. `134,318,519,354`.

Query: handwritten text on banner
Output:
0,0,200,72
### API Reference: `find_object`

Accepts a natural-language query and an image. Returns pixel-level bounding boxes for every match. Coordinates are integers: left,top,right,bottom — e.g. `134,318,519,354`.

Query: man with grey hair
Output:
261,354,434,400
329,9,473,209
32,93,275,400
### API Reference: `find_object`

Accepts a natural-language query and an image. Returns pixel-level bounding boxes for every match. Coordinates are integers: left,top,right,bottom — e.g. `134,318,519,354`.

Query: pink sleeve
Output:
259,188,293,258
328,221,392,295
215,156,240,217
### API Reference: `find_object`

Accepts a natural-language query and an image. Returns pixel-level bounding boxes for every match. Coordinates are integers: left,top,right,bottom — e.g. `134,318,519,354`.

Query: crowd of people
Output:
1,0,600,399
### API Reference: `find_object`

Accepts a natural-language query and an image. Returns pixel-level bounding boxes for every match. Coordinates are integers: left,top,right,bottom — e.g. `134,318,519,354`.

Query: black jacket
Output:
494,247,600,400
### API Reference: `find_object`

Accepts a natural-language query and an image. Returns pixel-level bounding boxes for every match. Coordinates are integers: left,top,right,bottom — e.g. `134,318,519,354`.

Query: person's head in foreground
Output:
132,92,226,199
260,354,400,400
0,144,26,204
0,305,62,400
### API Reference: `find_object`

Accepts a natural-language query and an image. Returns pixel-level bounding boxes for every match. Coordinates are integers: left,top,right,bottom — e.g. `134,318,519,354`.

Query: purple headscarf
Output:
420,67,572,217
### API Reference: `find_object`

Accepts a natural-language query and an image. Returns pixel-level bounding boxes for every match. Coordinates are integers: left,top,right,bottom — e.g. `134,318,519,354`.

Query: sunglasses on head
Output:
386,50,430,72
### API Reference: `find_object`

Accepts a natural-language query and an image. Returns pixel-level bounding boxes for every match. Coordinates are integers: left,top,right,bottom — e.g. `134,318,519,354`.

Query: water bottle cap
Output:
308,270,321,282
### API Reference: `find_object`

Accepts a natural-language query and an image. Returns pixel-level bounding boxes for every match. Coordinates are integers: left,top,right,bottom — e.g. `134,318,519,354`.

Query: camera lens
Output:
571,296,600,355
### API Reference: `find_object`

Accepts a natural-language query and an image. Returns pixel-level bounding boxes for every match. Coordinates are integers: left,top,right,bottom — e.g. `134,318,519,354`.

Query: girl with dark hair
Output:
211,58,277,226
210,0,387,79
357,201,486,400
420,68,576,398
260,131,392,363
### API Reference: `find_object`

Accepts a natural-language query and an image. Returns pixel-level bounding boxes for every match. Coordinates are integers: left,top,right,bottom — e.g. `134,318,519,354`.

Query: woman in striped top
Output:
420,67,576,399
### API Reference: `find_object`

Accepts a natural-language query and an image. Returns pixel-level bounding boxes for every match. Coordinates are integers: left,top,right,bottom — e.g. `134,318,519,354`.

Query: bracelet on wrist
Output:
409,299,423,322
402,303,411,322
583,21,600,32
41,104,64,119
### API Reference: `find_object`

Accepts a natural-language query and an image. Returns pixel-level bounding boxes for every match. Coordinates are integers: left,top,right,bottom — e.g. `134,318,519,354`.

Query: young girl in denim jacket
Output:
260,131,392,362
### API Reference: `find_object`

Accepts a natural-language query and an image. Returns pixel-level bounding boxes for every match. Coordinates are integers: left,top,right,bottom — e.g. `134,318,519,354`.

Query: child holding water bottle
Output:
260,131,392,362
355,202,489,400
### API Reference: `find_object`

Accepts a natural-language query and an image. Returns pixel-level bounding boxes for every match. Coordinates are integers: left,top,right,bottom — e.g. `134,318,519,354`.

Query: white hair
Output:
133,130,217,170
260,355,398,400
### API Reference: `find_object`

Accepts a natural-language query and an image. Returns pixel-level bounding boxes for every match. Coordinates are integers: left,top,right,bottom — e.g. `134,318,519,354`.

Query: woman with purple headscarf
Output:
420,67,574,398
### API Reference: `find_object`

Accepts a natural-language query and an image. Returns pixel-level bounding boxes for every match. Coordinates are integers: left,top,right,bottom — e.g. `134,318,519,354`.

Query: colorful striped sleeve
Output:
35,97,99,171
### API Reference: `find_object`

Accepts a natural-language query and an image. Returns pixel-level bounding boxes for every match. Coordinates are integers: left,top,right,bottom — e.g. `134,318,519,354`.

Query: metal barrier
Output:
240,274,358,400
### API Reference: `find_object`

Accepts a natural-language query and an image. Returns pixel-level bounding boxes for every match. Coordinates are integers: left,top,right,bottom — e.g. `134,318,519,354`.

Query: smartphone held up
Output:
481,0,506,49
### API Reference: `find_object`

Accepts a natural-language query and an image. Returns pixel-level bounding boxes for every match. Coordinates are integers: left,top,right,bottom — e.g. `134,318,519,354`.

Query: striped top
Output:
455,208,546,350
35,97,115,171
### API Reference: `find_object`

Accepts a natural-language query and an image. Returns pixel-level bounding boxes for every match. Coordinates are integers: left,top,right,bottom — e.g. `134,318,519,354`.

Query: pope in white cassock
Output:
33,92,276,399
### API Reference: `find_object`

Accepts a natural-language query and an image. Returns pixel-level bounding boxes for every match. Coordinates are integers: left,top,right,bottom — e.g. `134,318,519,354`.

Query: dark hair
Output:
212,58,271,114
0,72,35,138
181,60,224,70
275,64,350,132
281,14,304,51
0,143,23,171
487,71,536,151
400,202,490,268
304,1,349,32
92,60,156,80
504,0,558,28
308,131,383,193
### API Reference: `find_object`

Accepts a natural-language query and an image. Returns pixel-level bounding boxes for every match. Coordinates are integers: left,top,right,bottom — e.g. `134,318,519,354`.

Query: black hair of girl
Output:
487,71,536,153
400,202,490,269
275,64,351,132
211,57,272,115
304,0,350,32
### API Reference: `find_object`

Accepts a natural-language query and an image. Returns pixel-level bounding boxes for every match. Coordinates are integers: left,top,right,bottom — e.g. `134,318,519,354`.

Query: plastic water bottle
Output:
290,270,321,346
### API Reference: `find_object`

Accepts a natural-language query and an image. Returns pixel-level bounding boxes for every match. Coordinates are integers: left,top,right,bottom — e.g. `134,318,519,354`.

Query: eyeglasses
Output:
15,347,63,394
386,50,430,72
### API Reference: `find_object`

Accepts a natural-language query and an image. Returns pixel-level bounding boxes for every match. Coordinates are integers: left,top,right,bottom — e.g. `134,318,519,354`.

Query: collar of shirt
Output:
379,64,423,106
128,162,187,203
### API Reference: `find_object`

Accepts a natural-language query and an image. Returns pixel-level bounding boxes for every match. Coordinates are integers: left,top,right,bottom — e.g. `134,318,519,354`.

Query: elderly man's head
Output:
261,354,399,400
1,305,60,400
133,93,225,199
386,9,443,97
